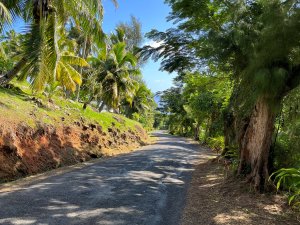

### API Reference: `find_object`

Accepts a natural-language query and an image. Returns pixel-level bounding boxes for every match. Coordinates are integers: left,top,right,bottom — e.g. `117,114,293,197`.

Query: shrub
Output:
274,131,300,170
270,168,300,208
207,136,225,153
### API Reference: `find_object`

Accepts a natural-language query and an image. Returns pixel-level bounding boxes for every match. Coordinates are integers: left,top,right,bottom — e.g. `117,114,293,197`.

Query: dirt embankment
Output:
0,118,148,182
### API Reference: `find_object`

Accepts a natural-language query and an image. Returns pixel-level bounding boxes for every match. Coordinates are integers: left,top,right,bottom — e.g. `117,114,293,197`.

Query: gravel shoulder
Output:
181,160,300,225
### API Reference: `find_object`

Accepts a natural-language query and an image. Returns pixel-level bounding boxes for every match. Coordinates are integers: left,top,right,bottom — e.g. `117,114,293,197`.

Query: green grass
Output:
0,81,142,132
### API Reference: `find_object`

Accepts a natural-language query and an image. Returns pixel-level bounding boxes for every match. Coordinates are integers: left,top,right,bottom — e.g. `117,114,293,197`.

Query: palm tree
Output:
68,24,99,101
0,30,23,73
122,82,155,117
88,41,140,112
0,0,113,90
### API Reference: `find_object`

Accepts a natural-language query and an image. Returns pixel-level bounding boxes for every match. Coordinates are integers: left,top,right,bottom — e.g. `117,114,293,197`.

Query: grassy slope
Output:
0,81,141,132
0,82,150,182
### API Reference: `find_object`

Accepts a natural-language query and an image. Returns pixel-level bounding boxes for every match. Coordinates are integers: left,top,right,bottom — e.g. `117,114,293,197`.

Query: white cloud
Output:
144,40,164,48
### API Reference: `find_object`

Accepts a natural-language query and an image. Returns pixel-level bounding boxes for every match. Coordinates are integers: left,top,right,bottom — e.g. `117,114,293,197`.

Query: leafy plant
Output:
270,168,300,208
207,136,224,153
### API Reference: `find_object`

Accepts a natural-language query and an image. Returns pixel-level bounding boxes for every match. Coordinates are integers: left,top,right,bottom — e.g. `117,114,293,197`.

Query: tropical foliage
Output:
142,0,300,193
88,41,140,111
0,1,156,129
2,0,300,209
271,168,300,208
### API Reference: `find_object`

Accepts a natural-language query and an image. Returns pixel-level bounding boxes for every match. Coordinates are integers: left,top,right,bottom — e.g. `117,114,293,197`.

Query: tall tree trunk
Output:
194,123,200,141
33,0,52,22
0,57,27,85
76,37,88,102
223,110,236,151
238,97,277,190
203,117,211,143
222,85,242,156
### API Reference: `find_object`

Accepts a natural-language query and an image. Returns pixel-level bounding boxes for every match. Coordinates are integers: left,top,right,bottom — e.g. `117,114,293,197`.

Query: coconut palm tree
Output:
0,0,116,90
122,82,155,117
88,41,140,112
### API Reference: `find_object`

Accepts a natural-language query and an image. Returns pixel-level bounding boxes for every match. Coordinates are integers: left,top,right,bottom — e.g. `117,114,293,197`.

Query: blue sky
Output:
103,0,177,94
11,0,176,94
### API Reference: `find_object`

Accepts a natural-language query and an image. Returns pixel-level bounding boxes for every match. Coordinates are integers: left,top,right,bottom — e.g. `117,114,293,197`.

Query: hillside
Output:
0,83,149,182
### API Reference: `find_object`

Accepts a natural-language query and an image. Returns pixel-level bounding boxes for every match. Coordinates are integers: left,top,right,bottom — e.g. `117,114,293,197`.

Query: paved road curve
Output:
0,131,208,225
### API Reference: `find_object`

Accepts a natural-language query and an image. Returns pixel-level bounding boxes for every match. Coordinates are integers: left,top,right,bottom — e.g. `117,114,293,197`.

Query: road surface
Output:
0,131,209,225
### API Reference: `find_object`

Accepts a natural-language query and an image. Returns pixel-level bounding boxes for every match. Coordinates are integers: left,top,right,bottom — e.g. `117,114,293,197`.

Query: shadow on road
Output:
0,132,212,225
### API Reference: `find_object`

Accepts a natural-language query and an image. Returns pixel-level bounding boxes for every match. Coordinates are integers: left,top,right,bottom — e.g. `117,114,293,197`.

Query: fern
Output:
270,168,300,208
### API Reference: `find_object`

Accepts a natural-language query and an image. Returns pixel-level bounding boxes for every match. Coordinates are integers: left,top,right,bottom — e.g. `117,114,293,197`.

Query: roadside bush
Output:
207,136,225,153
271,168,300,209
273,123,300,170
132,112,155,131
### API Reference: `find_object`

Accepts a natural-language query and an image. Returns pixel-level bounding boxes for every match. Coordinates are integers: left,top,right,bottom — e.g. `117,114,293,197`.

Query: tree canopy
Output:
145,0,300,191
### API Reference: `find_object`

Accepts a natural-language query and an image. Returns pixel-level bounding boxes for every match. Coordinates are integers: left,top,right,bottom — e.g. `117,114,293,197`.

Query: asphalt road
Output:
0,131,207,225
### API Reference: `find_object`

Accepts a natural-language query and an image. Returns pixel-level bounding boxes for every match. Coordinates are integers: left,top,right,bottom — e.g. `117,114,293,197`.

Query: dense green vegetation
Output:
0,81,141,132
1,0,300,209
143,0,300,202
0,0,156,130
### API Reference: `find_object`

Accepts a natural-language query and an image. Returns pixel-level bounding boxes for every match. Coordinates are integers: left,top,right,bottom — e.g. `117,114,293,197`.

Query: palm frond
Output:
64,63,82,86
18,17,57,90
121,52,137,67
61,55,89,67
57,61,77,92
0,2,12,27
112,42,126,64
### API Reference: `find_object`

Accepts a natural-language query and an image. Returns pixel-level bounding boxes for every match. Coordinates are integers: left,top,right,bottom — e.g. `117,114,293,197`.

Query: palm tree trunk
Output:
76,37,88,102
76,85,81,101
0,57,27,86
33,0,51,22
